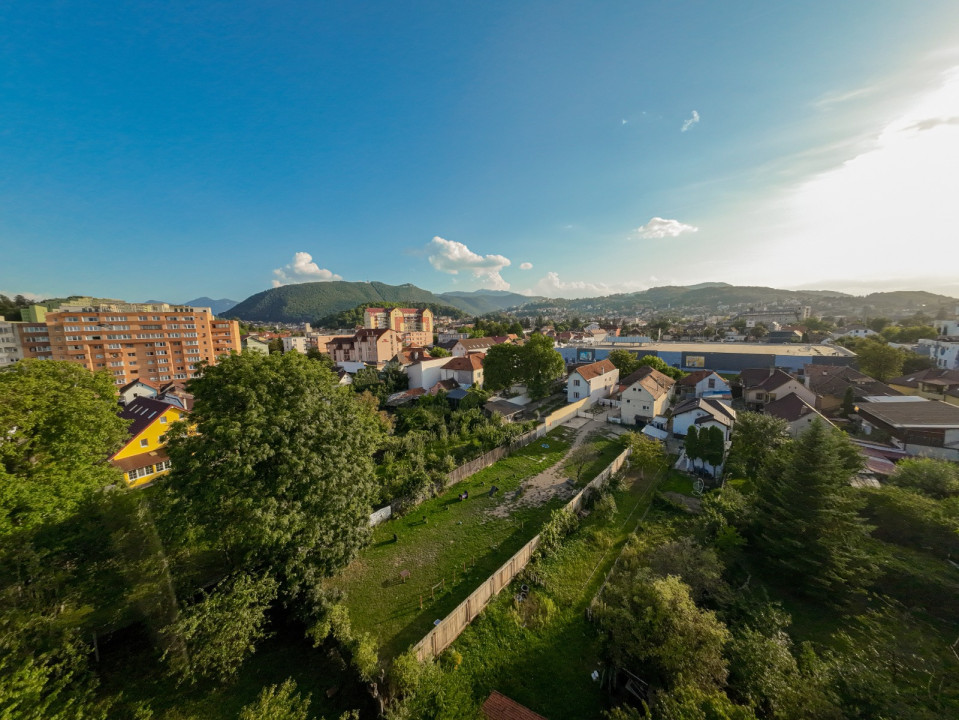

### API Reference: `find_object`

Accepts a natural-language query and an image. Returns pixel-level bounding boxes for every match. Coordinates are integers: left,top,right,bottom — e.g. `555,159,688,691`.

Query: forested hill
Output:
227,282,539,323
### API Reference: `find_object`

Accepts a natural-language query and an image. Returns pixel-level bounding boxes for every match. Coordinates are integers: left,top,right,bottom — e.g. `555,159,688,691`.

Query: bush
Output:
539,508,579,555
596,492,618,521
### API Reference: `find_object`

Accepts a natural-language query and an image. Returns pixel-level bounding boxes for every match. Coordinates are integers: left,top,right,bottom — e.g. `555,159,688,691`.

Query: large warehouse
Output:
557,341,856,374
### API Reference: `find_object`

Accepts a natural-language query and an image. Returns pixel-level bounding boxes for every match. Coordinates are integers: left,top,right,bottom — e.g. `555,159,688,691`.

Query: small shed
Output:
484,399,525,423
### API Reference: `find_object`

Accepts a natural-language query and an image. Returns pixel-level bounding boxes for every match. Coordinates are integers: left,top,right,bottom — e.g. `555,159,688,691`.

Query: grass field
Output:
329,427,585,659
403,466,663,719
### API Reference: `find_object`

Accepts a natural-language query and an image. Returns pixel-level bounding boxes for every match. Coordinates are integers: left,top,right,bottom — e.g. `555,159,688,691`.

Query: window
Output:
160,416,167,424
573,379,581,386
573,392,580,399
139,438,149,447
707,378,716,389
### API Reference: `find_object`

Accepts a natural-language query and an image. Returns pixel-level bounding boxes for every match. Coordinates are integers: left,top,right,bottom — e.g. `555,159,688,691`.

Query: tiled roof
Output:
119,378,162,392
740,367,797,391
355,328,393,340
888,368,959,390
803,364,899,399
573,358,618,382
443,353,484,372
118,397,182,440
457,337,498,351
620,365,675,398
482,691,548,720
111,449,169,473
672,397,737,426
764,392,822,423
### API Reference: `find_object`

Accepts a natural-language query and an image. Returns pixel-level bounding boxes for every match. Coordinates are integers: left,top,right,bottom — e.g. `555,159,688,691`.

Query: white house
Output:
740,368,816,411
118,378,161,405
832,325,878,340
670,397,737,442
918,337,959,371
567,359,619,402
616,366,676,425
407,357,452,390
676,370,731,400
439,353,484,388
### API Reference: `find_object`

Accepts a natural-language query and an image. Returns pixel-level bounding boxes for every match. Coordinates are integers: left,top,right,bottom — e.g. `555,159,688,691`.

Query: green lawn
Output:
403,466,663,719
565,431,627,486
657,468,697,496
329,427,580,659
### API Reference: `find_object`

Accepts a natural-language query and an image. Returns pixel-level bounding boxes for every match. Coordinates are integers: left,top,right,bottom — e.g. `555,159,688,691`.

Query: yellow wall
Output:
114,406,183,460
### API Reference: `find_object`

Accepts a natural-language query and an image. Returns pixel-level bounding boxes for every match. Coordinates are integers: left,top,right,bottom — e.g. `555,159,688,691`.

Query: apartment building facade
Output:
0,321,24,367
34,303,240,385
364,307,434,346
327,328,402,366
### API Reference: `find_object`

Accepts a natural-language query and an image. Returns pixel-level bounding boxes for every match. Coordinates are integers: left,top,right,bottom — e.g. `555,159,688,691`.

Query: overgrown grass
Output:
401,468,663,719
657,468,696,496
329,427,580,660
565,431,627,487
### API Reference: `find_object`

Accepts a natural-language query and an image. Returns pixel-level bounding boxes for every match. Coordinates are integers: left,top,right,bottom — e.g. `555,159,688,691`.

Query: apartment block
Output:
327,328,402,366
364,307,434,346
0,321,24,367
39,302,240,385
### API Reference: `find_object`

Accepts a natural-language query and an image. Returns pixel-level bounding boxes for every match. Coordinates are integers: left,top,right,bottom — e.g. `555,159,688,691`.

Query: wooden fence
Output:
412,445,631,662
443,428,539,487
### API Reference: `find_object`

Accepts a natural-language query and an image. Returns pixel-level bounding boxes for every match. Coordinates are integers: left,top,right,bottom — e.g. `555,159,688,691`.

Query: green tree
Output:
521,333,565,399
636,354,685,381
162,571,278,683
0,360,129,533
623,432,667,478
599,571,730,691
238,679,312,720
161,352,388,613
856,340,903,381
888,457,959,498
751,421,875,602
482,342,523,392
867,317,890,332
840,386,855,417
428,345,450,358
701,426,726,475
607,349,641,377
901,351,934,374
685,425,703,469
724,412,789,481
305,347,336,371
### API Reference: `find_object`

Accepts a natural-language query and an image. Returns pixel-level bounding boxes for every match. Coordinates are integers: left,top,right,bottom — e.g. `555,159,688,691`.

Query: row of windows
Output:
126,459,172,481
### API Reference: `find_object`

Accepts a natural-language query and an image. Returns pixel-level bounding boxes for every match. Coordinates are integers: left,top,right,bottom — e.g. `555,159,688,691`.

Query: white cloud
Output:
681,110,700,132
813,86,875,110
0,290,47,301
272,252,343,287
523,272,651,299
520,262,533,270
427,236,511,290
633,217,699,239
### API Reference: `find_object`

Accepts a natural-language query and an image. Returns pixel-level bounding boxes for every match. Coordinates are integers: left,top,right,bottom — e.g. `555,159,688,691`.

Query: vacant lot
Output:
329,426,625,659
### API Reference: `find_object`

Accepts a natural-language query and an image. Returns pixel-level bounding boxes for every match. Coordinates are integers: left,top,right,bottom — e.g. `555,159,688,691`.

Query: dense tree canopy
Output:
161,351,388,608
0,360,129,534
724,412,789,481
483,333,564,399
607,349,641,377
855,339,904,381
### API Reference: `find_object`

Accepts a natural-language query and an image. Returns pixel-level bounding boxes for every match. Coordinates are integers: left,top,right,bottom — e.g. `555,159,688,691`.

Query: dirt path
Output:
488,411,622,518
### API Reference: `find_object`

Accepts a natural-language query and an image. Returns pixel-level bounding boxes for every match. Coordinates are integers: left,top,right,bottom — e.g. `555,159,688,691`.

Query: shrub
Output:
596,492,618,521
539,507,579,555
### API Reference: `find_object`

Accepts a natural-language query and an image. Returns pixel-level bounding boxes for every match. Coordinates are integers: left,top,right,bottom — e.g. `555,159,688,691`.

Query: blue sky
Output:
2,1,959,302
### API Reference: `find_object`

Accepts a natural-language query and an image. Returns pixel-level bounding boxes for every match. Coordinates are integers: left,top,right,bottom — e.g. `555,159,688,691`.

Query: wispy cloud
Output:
813,86,875,109
681,110,700,132
633,217,699,239
427,236,511,290
272,252,343,287
520,262,533,270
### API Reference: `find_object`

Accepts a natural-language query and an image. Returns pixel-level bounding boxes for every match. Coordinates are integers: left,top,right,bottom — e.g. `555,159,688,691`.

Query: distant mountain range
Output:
187,280,958,325
225,282,542,323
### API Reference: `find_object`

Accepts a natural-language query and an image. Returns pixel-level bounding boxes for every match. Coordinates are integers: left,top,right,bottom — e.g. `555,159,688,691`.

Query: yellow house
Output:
111,397,185,488
888,368,959,407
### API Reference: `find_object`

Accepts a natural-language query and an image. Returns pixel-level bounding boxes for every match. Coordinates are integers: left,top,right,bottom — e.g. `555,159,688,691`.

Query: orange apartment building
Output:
364,307,433,346
24,302,240,385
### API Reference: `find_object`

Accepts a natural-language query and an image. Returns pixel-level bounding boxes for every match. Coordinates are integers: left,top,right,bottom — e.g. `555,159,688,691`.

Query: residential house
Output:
832,324,878,340
242,335,271,355
567,359,619,403
484,399,524,423
437,330,470,344
616,366,675,424
857,398,959,461
110,397,185,488
887,368,959,407
407,357,453,390
803,363,901,415
326,328,403,367
390,346,433,368
0,321,23,367
118,378,162,405
439,353,484,388
452,337,503,357
670,397,737,441
764,393,833,437
676,369,731,400
740,368,815,411
918,337,959,371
